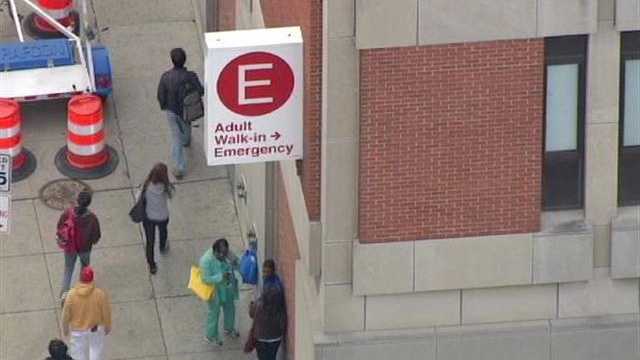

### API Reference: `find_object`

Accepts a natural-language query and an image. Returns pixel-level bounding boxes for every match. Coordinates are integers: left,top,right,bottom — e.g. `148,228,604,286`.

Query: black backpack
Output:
178,72,204,123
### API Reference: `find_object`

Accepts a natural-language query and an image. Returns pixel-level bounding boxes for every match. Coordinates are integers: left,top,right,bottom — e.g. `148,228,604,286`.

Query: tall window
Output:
543,36,587,210
619,32,640,205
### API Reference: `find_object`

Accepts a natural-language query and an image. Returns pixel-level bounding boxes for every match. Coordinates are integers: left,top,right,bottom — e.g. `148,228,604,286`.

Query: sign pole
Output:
0,153,12,233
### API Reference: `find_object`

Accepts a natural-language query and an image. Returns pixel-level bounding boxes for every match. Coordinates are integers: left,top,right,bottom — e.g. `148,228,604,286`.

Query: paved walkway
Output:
0,1,254,359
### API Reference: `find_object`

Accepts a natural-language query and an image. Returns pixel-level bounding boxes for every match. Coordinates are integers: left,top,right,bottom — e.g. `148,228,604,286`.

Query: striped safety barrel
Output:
33,0,75,34
66,94,108,170
0,99,26,170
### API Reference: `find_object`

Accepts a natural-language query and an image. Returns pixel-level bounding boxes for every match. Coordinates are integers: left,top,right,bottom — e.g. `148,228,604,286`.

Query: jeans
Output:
69,326,105,360
142,218,169,266
61,251,91,296
166,111,190,173
256,340,281,360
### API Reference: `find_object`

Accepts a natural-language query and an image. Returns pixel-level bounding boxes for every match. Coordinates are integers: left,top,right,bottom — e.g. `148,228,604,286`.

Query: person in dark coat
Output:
57,191,101,302
245,286,287,360
156,47,204,179
45,339,73,360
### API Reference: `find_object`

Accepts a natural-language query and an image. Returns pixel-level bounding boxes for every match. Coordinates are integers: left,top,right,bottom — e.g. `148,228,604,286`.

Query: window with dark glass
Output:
619,32,640,206
543,36,587,210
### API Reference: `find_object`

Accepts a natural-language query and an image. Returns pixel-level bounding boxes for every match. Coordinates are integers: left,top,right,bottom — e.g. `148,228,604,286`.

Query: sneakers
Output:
224,329,240,338
171,168,184,180
159,242,170,254
149,264,157,275
205,336,223,346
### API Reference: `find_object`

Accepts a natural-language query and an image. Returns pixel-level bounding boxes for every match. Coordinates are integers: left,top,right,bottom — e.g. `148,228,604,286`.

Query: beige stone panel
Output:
356,0,417,49
328,0,355,38
326,37,358,141
414,234,532,292
586,23,620,125
611,227,640,279
353,241,414,295
366,290,460,330
612,205,640,229
533,232,593,284
593,225,611,268
598,0,615,21
418,0,536,46
462,284,556,324
537,0,597,36
585,123,618,225
323,241,352,284
324,284,365,332
323,140,358,243
559,268,639,318
616,0,640,31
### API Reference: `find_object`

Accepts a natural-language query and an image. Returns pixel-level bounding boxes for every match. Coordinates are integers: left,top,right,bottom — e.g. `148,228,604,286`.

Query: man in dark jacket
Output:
157,48,204,179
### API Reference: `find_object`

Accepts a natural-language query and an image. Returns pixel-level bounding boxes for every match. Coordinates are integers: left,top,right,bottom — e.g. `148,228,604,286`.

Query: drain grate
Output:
39,179,92,210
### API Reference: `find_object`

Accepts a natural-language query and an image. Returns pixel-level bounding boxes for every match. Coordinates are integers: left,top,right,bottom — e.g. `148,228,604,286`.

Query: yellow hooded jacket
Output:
62,282,112,332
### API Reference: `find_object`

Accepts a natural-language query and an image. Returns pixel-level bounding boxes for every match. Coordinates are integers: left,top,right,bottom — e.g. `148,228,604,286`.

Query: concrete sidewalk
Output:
0,1,254,359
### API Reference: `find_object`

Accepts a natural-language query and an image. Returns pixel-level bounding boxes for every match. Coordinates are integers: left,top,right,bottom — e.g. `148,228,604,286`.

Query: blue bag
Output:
240,249,258,285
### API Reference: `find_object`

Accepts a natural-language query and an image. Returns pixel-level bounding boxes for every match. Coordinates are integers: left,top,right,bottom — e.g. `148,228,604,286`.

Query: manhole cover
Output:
39,179,92,210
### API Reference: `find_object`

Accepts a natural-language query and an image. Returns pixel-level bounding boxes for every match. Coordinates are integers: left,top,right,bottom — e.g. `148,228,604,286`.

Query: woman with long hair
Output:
248,286,287,360
141,162,174,274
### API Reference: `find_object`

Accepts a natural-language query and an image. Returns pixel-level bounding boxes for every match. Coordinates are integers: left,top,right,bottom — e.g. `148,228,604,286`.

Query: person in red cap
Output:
62,266,112,360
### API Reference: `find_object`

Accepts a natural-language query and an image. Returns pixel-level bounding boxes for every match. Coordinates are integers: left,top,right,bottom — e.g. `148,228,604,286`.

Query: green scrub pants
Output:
206,295,236,341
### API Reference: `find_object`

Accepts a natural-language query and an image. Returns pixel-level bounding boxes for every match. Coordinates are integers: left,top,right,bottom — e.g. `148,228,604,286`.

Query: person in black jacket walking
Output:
245,286,287,360
45,339,74,360
157,48,204,179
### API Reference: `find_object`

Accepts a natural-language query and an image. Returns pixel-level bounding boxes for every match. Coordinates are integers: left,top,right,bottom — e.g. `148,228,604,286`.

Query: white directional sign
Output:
204,27,303,166
0,153,11,233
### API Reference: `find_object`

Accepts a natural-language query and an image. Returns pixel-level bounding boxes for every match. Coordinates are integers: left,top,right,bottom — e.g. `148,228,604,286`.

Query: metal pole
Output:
8,0,24,42
81,0,95,91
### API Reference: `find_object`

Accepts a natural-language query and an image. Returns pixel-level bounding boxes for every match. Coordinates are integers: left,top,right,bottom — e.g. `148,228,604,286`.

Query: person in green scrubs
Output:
200,238,240,345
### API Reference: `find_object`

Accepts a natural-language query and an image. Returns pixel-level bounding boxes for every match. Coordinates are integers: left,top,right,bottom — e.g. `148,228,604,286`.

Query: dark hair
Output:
170,48,186,68
213,238,229,254
144,163,174,197
48,339,69,359
75,190,92,215
263,259,276,272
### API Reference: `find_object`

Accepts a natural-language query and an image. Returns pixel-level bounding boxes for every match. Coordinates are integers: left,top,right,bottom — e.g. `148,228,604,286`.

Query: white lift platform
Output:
0,0,112,101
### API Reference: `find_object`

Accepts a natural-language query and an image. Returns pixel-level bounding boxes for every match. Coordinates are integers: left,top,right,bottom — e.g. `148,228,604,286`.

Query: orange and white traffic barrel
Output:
55,94,118,179
27,0,79,39
0,99,36,182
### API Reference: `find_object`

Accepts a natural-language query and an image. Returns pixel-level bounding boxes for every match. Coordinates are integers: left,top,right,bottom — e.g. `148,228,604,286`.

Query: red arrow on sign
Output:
271,131,281,140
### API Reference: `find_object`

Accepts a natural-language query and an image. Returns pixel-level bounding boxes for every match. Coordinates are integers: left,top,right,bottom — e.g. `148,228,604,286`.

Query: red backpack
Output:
56,209,81,251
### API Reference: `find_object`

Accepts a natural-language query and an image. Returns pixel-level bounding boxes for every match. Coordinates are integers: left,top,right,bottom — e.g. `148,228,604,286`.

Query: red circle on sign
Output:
217,52,294,117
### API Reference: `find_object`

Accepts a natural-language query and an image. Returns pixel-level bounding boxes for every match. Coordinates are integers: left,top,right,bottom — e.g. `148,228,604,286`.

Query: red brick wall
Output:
359,40,544,243
277,166,301,358
261,0,322,220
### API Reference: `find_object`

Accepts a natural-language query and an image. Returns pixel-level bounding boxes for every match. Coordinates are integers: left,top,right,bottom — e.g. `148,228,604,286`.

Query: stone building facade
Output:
197,1,640,359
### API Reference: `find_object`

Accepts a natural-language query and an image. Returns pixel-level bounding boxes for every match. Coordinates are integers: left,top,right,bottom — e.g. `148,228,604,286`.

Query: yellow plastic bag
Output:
188,265,215,301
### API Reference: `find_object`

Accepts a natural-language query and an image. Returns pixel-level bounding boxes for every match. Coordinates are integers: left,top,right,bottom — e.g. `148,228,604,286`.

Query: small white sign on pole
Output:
0,153,11,233
0,195,10,233
204,27,303,166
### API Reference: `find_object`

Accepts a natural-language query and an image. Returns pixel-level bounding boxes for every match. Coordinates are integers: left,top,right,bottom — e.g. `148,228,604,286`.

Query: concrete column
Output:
584,0,620,267
321,0,364,331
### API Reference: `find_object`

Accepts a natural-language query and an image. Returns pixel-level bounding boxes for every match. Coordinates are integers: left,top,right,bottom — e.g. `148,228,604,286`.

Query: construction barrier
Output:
55,94,118,179
26,0,79,39
0,99,37,182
